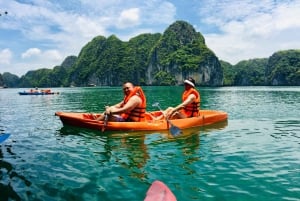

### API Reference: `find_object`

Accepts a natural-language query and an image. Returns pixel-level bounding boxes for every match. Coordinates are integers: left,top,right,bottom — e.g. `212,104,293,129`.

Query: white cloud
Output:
21,48,62,62
1,0,299,76
43,50,63,62
70,16,108,38
143,1,176,25
0,49,12,65
273,2,300,30
200,0,300,64
117,8,140,29
21,48,41,59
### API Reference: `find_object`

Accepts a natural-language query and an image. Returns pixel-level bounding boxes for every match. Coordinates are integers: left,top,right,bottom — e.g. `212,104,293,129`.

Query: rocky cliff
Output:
147,21,223,86
265,50,300,85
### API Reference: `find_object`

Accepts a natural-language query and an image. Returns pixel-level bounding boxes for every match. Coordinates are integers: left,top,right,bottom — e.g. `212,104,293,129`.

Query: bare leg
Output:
95,114,126,122
152,107,174,120
94,113,105,121
165,107,187,119
169,112,186,119
164,107,174,117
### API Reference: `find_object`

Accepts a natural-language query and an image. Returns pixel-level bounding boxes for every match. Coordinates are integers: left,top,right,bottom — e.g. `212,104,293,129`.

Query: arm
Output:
106,95,141,115
110,100,124,109
94,100,125,121
167,94,196,117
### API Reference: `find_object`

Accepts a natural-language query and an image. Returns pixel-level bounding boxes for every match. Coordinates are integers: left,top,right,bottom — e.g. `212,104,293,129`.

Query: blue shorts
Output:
114,115,126,122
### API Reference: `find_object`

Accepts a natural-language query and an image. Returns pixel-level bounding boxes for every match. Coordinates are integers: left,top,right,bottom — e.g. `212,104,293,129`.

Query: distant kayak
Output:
19,89,59,95
144,180,177,201
55,110,227,132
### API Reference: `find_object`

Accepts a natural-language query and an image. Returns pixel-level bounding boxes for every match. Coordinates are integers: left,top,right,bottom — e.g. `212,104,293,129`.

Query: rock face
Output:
265,50,300,86
147,21,223,86
4,21,225,87
3,21,299,87
0,74,3,86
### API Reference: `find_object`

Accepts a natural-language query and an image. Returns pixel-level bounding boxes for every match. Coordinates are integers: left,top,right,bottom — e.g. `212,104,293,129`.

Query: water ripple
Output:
1,87,299,200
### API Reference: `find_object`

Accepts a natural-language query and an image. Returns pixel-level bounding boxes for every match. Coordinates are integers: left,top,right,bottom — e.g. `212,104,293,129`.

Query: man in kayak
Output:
163,77,200,119
94,82,147,122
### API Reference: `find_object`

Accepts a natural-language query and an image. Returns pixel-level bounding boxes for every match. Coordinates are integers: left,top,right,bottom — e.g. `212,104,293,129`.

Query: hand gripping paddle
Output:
152,102,182,136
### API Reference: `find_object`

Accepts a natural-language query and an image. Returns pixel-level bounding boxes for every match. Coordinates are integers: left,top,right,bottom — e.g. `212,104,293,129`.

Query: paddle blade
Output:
0,133,10,143
170,125,182,136
153,101,182,136
152,102,159,107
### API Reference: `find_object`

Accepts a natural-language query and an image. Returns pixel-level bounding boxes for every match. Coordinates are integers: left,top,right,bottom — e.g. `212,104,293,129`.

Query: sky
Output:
0,0,300,77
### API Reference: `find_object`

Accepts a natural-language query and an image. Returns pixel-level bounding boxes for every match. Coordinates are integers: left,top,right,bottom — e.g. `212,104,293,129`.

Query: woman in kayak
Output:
164,77,200,119
94,82,147,122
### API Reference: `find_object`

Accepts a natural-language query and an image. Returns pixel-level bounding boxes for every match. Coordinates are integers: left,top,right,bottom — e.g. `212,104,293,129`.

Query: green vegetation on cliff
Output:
222,59,267,86
266,49,300,85
149,21,222,86
221,49,300,86
1,21,299,87
68,33,161,86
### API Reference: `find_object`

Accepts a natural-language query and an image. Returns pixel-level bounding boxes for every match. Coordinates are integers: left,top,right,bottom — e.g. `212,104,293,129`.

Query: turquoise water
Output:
0,86,299,201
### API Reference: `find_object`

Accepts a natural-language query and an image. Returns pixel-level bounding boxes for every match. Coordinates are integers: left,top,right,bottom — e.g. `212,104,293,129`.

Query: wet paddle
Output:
0,133,10,143
101,113,108,132
152,102,182,136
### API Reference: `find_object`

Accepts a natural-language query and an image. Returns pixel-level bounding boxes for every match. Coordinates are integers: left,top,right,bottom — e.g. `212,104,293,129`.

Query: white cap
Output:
184,79,195,87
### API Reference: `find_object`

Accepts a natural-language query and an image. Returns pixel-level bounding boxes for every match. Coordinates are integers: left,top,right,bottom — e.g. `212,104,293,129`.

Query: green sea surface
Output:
0,86,299,201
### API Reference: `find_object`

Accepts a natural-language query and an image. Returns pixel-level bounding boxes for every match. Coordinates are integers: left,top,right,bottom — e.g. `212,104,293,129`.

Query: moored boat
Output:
55,110,227,132
19,89,59,95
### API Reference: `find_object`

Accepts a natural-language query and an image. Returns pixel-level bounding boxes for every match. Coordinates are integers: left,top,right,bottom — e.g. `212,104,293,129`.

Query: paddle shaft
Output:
101,114,108,132
155,104,179,130
152,102,182,136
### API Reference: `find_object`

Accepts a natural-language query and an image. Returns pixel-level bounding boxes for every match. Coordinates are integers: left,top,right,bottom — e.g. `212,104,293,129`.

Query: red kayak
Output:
144,180,177,201
55,110,228,132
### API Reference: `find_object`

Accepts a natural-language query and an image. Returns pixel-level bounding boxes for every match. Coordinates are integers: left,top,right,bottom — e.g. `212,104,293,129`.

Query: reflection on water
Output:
57,120,228,183
273,119,300,140
0,143,31,201
58,119,228,138
1,87,299,201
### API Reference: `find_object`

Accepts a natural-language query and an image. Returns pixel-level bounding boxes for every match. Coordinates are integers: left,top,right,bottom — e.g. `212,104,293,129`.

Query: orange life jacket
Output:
120,86,147,122
181,88,200,117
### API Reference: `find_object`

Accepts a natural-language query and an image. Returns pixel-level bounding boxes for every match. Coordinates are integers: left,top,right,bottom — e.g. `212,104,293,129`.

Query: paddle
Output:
0,133,10,143
101,113,108,132
152,102,182,136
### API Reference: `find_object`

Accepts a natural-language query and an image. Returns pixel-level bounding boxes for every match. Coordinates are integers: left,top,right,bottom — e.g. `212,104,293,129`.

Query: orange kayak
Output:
144,180,177,201
55,110,227,132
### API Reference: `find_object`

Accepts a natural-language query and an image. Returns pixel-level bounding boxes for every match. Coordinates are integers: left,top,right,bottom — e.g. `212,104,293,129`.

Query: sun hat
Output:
184,77,195,87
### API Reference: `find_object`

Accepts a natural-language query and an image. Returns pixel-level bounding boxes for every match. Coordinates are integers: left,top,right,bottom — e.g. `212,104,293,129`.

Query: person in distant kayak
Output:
94,82,147,122
163,77,200,119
